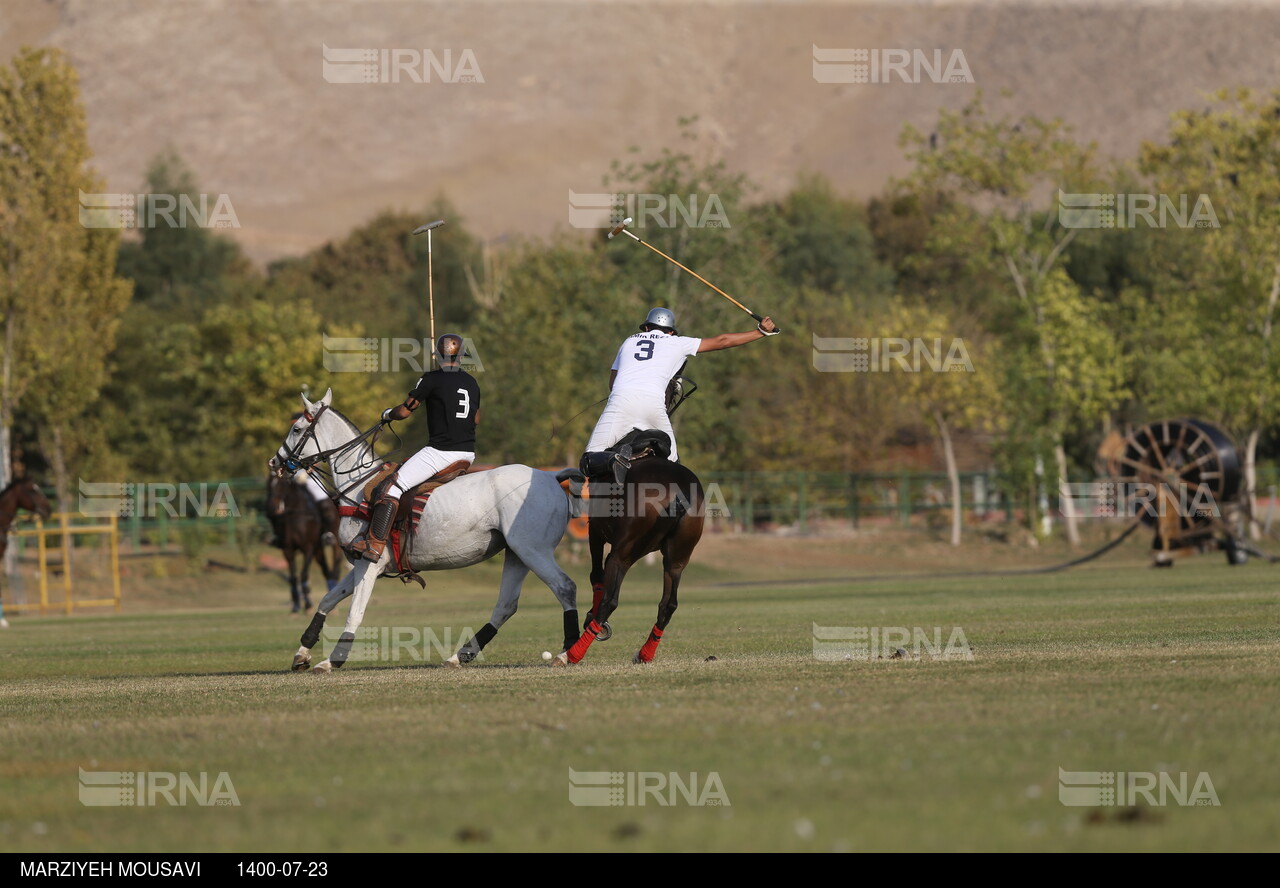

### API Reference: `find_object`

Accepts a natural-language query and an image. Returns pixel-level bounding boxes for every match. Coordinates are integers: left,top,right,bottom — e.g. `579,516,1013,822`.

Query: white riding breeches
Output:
585,391,678,462
388,447,475,498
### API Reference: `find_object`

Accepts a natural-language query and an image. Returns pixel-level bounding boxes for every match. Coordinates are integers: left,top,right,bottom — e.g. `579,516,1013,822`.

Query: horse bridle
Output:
274,405,391,503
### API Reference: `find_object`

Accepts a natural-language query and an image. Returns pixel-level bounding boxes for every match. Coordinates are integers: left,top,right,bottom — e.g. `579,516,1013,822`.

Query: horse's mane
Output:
324,405,362,436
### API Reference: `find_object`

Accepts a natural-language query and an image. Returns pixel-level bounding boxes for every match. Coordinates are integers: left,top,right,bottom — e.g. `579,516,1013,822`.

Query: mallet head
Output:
607,217,633,240
412,219,446,235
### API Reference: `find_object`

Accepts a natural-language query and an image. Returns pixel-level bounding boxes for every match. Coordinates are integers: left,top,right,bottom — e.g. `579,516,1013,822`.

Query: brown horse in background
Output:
266,475,342,613
0,478,53,628
560,454,705,665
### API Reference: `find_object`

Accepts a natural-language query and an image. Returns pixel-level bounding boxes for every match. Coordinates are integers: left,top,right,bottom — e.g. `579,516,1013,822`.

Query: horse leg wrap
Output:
301,611,327,649
562,609,580,651
636,626,664,664
566,620,603,664
329,632,355,667
591,582,605,615
456,623,497,664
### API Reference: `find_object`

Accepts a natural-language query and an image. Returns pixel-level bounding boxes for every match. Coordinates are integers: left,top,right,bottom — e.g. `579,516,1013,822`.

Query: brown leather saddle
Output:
343,460,471,586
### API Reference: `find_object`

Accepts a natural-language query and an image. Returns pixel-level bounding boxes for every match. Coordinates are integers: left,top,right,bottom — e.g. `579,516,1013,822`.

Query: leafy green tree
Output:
900,95,1120,540
0,47,133,506
114,148,252,311
759,173,894,296
266,197,481,342
97,299,397,479
1139,88,1280,534
470,241,625,466
884,302,1002,545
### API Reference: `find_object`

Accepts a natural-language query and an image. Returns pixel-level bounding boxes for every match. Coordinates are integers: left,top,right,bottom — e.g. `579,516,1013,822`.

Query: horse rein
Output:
275,406,393,505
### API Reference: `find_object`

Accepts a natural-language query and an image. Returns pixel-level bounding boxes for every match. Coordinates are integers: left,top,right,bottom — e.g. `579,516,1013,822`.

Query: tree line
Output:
4,48,1279,540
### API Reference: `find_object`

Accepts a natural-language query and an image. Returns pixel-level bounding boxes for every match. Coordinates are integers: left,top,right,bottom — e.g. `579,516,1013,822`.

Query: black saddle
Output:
580,428,673,484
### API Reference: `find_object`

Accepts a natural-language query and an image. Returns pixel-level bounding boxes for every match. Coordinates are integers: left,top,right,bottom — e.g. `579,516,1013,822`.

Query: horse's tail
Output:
555,468,588,519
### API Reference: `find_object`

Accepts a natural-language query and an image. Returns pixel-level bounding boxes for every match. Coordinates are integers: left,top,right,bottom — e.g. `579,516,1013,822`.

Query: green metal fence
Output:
17,462,1280,551
7,468,1124,550
702,471,1012,532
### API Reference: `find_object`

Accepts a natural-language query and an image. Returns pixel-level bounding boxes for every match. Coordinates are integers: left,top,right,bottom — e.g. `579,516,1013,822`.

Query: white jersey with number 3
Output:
609,332,702,399
584,331,702,461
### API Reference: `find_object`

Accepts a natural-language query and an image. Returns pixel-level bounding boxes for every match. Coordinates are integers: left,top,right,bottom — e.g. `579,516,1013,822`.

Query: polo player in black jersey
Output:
350,333,480,562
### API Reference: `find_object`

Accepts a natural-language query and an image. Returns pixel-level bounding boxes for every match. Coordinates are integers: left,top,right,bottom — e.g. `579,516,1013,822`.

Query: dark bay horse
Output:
559,455,705,665
0,478,53,628
266,475,341,613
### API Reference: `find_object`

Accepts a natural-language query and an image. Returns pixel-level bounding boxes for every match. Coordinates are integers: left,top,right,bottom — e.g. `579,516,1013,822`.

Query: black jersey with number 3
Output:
409,368,480,451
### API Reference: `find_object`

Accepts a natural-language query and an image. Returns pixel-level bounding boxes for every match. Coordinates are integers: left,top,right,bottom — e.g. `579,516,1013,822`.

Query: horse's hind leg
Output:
509,543,580,656
635,515,704,665
446,548,525,667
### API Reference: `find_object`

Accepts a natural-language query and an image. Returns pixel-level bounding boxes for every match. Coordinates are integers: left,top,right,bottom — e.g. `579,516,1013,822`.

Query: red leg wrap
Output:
636,626,664,663
567,620,602,664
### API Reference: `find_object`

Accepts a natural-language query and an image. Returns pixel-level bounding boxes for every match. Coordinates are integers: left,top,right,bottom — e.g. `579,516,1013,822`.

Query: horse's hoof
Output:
312,660,333,674
291,652,312,671
598,621,612,642
443,655,462,668
632,651,653,665
550,652,571,667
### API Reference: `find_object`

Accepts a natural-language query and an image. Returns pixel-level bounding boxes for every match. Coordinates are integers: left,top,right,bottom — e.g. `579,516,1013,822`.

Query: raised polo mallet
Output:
607,217,780,333
412,219,446,364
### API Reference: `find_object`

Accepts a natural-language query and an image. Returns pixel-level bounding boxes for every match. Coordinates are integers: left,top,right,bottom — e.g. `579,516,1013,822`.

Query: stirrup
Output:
612,445,632,484
615,443,633,469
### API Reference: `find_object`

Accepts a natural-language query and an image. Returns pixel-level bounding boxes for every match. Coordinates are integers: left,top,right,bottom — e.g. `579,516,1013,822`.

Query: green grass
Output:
1,543,1278,852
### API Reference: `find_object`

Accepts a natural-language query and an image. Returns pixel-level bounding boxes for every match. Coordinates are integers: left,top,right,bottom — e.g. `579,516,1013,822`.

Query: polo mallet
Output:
412,219,446,364
607,217,780,333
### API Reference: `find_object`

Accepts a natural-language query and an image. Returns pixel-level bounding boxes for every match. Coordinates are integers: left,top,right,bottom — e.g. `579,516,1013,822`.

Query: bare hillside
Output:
4,0,1279,263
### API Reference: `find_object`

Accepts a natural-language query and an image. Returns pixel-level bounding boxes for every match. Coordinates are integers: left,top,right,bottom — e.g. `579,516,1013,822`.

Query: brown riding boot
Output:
350,496,398,562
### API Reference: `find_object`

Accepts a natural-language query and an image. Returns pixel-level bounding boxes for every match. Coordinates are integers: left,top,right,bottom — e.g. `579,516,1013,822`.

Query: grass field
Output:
1,533,1278,852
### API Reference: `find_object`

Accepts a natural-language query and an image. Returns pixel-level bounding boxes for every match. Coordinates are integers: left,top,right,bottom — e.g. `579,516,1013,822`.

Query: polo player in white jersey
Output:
581,306,778,476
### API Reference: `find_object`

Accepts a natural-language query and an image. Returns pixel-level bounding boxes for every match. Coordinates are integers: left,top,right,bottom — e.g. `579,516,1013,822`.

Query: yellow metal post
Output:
61,513,73,615
35,515,48,615
110,515,121,612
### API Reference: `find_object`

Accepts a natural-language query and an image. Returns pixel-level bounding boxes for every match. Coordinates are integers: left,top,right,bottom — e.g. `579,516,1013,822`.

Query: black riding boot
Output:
352,496,398,562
